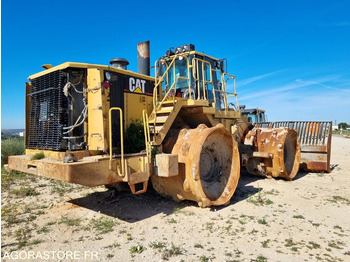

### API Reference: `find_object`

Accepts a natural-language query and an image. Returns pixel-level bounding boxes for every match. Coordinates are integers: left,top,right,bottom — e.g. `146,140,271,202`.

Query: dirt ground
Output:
1,135,349,262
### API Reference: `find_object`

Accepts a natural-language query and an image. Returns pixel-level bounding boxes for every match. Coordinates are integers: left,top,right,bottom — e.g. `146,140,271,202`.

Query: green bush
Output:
124,120,146,153
1,138,25,165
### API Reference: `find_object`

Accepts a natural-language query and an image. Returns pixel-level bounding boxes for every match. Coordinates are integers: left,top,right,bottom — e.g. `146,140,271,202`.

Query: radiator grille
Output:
27,70,68,150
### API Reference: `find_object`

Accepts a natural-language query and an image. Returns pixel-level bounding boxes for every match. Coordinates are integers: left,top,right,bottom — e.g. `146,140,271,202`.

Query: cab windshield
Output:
158,55,223,110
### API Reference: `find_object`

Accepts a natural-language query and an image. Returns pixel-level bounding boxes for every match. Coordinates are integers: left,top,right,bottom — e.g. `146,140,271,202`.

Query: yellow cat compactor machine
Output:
8,41,331,207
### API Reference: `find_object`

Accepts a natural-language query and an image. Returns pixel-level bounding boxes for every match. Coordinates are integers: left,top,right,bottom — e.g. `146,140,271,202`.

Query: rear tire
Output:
151,124,240,207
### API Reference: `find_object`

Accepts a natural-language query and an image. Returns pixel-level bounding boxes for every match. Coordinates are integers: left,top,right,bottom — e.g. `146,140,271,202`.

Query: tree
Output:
1,137,25,165
338,122,349,129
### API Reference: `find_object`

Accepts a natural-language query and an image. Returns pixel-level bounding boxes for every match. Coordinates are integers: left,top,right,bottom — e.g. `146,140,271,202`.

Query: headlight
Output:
105,71,111,81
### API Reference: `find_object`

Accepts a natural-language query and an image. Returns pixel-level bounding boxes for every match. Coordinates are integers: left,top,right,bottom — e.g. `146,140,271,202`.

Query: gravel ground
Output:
1,135,349,262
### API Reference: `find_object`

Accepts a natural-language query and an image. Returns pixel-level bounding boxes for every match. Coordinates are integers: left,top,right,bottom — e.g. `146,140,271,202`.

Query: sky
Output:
1,0,350,128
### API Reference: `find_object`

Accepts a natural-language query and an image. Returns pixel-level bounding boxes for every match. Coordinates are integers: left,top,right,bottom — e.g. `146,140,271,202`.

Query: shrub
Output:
124,120,145,153
31,152,45,160
1,137,25,165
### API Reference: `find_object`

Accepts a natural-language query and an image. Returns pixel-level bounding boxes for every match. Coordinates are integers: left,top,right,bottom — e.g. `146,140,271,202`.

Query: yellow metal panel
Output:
26,149,66,159
189,51,220,61
214,110,241,119
8,155,123,187
25,149,91,160
29,62,155,81
165,51,220,62
87,68,107,151
124,93,153,128
185,99,209,107
126,156,147,173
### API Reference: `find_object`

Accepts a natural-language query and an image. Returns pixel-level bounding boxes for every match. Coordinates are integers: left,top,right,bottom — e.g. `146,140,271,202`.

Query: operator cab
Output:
239,106,267,124
155,44,237,111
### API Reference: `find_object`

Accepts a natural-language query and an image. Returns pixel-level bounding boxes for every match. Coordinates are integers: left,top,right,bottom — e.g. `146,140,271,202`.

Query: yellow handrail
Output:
222,73,239,111
151,54,192,140
154,56,191,107
153,56,177,109
209,68,239,112
142,110,151,161
152,53,240,122
192,57,214,102
108,107,124,176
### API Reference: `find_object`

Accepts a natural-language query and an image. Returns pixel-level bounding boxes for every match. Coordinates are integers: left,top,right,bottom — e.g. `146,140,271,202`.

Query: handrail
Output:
142,110,151,161
153,56,177,109
152,76,178,137
222,72,239,112
153,55,191,108
191,58,214,101
210,68,239,112
152,54,240,128
151,55,192,140
154,56,191,107
108,107,124,176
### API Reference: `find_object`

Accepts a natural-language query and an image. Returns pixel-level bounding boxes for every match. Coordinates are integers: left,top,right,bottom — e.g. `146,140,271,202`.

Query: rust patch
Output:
152,124,240,207
244,127,301,180
300,161,328,172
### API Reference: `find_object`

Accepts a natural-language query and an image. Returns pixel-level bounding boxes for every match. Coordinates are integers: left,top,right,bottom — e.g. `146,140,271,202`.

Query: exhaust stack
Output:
137,41,150,76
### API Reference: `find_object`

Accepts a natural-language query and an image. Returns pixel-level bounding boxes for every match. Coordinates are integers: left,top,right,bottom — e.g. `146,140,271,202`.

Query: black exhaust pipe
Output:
137,41,150,76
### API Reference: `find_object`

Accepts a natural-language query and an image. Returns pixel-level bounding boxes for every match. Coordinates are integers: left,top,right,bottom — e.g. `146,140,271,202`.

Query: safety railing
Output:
108,107,125,176
154,55,240,110
191,58,239,112
153,54,191,109
152,54,240,137
152,56,177,135
152,54,192,137
142,110,151,161
192,57,213,101
222,72,240,112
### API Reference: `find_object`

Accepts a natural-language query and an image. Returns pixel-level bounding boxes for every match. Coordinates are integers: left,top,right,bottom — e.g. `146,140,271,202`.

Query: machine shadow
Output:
330,164,338,171
69,172,272,220
216,168,312,210
213,171,263,211
69,187,197,223
292,171,309,181
70,169,312,219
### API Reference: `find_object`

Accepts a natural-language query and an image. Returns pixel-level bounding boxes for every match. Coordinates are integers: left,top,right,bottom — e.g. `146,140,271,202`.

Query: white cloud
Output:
237,71,281,86
333,22,350,27
238,75,342,101
315,21,350,27
234,74,350,123
295,79,350,92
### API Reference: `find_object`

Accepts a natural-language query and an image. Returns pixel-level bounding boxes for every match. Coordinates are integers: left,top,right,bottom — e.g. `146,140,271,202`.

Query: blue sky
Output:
2,0,350,128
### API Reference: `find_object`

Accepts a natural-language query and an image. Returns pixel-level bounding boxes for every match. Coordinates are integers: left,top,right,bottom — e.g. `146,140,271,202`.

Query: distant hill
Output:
1,129,25,136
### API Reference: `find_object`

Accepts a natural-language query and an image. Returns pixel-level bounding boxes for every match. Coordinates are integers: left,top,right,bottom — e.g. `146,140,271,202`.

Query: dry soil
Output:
1,135,349,262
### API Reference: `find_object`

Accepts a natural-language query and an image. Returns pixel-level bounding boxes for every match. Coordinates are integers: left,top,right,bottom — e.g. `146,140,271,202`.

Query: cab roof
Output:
29,62,155,81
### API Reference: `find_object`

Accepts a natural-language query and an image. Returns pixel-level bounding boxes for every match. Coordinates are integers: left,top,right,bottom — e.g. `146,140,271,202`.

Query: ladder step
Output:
161,100,177,106
149,106,174,119
154,116,168,123
149,114,169,122
150,126,162,132
159,106,174,113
